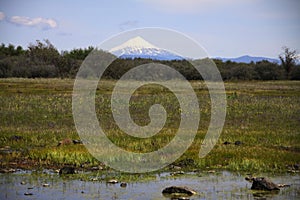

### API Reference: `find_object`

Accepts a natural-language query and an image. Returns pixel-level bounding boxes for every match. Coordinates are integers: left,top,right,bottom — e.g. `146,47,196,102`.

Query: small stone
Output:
57,138,72,146
162,186,196,196
20,181,26,185
81,191,85,193
170,171,185,176
72,139,83,145
171,165,182,170
207,170,216,173
234,141,242,146
24,192,33,196
107,179,118,184
90,177,98,181
59,166,76,175
251,177,280,191
223,141,231,145
278,184,290,188
287,169,297,173
91,166,103,171
120,182,127,187
173,197,190,200
293,164,300,170
42,183,50,187
245,176,254,182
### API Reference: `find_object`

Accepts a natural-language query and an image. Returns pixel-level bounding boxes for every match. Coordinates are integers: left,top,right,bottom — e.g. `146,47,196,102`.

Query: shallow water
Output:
0,170,299,200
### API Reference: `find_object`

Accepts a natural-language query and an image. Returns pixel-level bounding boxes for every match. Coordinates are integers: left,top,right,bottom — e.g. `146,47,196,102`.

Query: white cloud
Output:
9,15,57,30
0,12,5,20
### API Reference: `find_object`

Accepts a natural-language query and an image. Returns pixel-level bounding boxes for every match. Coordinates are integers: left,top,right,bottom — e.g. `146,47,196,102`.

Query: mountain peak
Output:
109,36,184,60
109,36,157,52
215,55,280,64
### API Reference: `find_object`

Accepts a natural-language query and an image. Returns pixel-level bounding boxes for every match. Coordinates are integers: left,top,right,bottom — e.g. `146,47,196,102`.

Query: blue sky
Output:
0,0,299,58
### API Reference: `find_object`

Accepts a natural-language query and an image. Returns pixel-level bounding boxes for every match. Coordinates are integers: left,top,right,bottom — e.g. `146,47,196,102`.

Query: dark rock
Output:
162,186,196,196
245,176,254,182
234,141,242,146
10,135,23,141
72,139,83,144
42,183,50,187
223,141,231,145
251,177,280,191
176,158,195,167
120,182,127,187
59,166,76,175
293,164,300,170
24,192,33,196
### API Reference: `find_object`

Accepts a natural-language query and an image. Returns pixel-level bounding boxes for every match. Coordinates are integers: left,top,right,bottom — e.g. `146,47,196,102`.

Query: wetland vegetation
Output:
0,78,299,173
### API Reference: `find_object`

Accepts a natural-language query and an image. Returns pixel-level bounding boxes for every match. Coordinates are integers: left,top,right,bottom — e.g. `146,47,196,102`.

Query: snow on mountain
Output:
109,36,184,60
109,37,281,63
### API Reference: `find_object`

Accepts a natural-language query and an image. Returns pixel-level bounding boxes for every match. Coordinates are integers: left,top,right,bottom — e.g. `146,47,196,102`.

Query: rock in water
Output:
120,182,127,187
162,186,196,196
59,166,76,175
251,177,280,191
107,179,118,184
42,183,50,187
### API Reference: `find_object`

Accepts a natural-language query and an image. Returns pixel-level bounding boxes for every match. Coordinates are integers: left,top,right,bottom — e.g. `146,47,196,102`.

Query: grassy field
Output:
0,78,299,173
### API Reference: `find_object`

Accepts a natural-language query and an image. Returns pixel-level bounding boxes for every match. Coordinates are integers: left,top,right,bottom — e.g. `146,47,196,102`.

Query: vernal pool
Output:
0,170,299,200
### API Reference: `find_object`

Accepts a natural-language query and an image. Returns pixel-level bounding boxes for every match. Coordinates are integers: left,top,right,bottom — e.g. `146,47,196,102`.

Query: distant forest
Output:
1,40,299,80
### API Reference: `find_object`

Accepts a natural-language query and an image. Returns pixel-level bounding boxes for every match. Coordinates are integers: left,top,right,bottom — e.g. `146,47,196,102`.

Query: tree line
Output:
0,40,299,80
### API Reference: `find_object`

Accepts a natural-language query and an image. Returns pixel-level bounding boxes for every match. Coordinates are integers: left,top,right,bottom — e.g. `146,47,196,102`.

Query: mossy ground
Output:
0,78,299,173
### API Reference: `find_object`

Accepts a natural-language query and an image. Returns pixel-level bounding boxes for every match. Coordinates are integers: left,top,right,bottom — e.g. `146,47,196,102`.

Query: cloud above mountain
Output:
0,12,5,21
8,14,57,30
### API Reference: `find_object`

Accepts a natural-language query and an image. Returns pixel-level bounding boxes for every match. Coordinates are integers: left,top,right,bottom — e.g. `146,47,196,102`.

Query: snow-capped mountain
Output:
109,36,184,60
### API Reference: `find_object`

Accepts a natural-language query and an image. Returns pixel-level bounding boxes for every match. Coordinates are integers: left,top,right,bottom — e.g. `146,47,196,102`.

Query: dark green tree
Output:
279,47,299,79
254,61,283,80
27,39,60,65
0,61,11,78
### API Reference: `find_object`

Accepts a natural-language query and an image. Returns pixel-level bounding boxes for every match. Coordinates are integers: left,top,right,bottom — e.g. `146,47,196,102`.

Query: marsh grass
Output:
0,78,299,173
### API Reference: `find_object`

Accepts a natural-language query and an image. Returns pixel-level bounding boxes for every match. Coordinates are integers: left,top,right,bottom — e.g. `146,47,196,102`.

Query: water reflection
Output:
0,170,299,199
